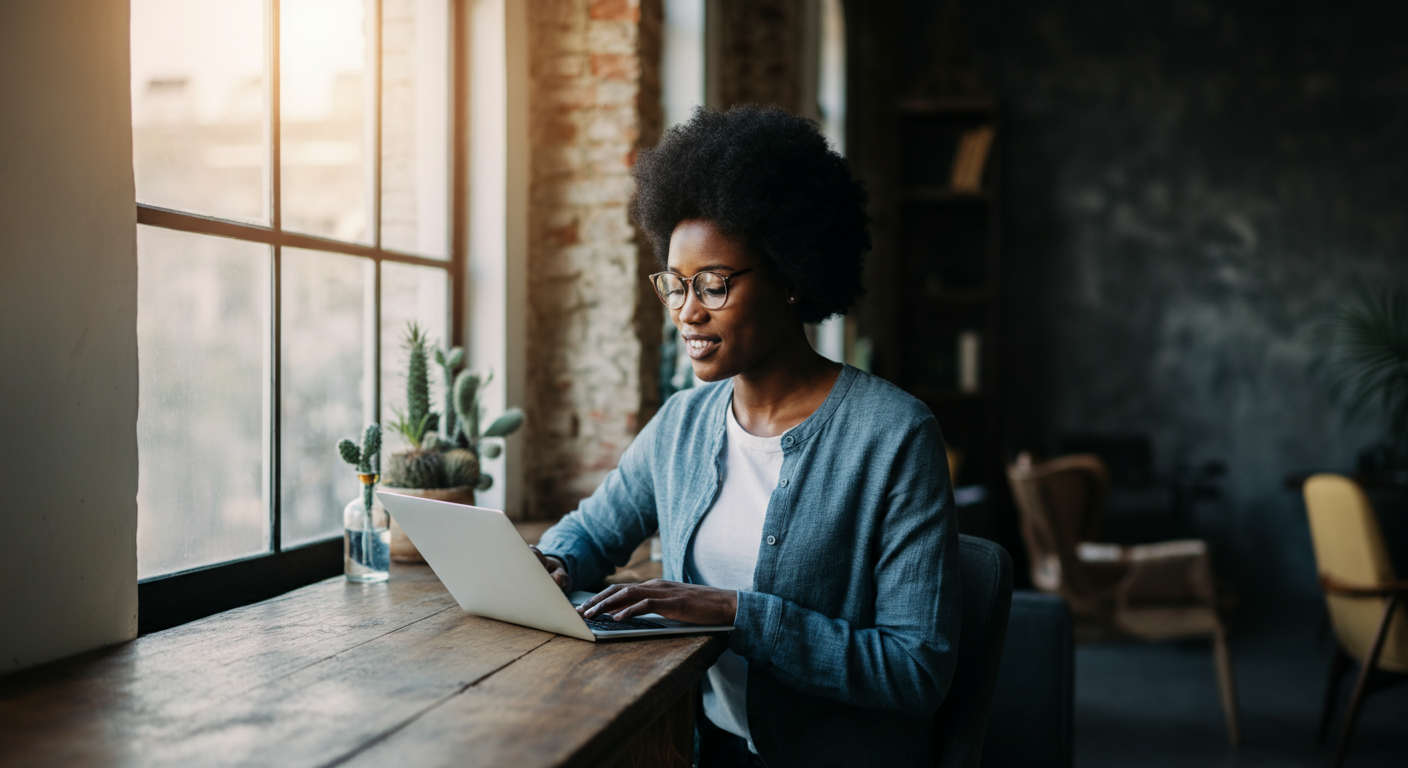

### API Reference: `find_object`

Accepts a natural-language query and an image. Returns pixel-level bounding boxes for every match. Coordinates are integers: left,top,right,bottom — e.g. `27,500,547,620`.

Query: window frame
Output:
136,0,469,634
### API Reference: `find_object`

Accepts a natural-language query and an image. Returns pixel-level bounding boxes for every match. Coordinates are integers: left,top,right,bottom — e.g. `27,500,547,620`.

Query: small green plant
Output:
381,322,525,490
1315,287,1408,471
337,424,382,510
442,447,480,488
435,345,467,442
451,368,524,491
387,323,438,449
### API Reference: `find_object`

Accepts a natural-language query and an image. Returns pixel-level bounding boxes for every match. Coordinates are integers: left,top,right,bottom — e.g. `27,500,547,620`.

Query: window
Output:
132,0,462,628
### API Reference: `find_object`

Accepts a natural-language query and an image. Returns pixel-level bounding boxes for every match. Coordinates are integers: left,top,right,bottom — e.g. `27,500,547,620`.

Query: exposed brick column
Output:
525,0,663,520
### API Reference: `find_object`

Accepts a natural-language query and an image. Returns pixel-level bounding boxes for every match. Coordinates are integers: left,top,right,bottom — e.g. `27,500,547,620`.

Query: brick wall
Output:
524,0,663,520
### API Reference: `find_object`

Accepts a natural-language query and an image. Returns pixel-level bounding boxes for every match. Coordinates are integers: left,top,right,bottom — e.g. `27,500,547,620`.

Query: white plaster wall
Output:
0,0,139,673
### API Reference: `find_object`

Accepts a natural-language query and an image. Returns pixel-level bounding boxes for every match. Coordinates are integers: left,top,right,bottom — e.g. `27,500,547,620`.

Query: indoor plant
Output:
380,322,524,562
336,424,389,582
1316,286,1408,475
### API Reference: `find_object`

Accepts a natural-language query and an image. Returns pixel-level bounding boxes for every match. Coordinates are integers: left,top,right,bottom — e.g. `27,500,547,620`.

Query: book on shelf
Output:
926,330,982,393
958,330,981,393
949,125,994,192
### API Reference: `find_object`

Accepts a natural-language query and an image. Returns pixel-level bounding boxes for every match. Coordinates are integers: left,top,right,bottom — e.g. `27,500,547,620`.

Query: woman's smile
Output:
683,333,721,359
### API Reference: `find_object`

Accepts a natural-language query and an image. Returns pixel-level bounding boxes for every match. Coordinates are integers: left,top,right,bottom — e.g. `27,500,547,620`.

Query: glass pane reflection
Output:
137,227,271,579
381,0,451,259
281,249,372,547
281,0,371,243
131,0,268,223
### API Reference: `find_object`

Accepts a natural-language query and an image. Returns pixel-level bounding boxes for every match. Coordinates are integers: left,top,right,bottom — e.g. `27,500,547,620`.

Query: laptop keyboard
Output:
585,616,666,632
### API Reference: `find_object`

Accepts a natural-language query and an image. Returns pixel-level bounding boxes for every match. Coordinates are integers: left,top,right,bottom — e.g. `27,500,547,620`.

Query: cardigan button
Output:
782,435,795,447
766,535,778,546
779,478,789,488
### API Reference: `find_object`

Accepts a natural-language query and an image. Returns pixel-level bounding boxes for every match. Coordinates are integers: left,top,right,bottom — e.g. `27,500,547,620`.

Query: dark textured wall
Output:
898,1,1408,597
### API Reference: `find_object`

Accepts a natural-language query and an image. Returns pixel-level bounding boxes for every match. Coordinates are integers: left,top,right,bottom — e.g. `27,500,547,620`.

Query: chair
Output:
981,591,1074,768
1006,453,1241,746
1302,474,1408,768
931,535,1014,768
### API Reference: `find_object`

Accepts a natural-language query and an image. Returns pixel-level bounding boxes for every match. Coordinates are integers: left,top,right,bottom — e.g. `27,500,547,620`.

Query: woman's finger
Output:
583,584,639,617
578,583,626,615
610,598,658,622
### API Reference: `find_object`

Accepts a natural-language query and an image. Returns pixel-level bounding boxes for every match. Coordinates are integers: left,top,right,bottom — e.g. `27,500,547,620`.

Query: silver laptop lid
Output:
374,491,596,642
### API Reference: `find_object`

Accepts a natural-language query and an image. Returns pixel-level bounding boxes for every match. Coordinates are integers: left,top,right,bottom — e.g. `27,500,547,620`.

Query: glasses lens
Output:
653,273,686,308
696,272,729,308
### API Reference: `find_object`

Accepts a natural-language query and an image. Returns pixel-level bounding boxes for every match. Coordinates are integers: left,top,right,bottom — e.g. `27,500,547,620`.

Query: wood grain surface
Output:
0,564,726,768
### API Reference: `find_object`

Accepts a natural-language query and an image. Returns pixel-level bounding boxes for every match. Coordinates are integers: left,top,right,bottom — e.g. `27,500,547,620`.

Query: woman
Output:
533,105,961,768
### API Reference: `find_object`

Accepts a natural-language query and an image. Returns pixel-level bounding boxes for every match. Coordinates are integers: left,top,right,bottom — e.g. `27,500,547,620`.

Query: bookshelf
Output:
893,96,1003,499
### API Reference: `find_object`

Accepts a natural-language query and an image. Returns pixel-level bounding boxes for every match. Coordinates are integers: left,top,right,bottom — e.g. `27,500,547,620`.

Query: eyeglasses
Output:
649,268,754,310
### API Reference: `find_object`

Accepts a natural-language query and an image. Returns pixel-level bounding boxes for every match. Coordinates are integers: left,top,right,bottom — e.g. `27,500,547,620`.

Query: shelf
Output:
902,186,991,203
898,96,996,114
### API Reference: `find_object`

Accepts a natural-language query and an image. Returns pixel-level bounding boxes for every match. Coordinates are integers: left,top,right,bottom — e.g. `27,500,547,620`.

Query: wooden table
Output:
0,565,726,768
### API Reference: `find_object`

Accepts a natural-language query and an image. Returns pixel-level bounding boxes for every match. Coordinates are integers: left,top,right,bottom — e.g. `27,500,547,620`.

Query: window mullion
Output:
450,0,467,348
372,0,383,251
268,0,283,553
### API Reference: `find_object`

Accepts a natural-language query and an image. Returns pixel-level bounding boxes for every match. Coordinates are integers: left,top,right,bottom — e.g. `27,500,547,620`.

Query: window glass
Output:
133,0,459,585
380,262,450,452
130,0,267,223
281,249,373,546
381,0,451,259
281,0,371,242
137,227,271,579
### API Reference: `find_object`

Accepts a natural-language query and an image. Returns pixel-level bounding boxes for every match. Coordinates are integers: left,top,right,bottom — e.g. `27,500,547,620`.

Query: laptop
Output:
375,491,735,641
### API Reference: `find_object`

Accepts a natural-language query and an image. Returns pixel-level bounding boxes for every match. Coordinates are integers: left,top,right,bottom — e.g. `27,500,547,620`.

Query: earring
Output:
788,296,798,303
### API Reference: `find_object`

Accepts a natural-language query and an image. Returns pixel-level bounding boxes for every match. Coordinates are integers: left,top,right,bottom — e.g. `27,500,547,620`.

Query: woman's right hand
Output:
530,546,572,592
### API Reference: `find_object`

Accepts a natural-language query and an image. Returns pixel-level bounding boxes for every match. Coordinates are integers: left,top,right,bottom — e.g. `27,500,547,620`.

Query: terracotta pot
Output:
378,485,475,563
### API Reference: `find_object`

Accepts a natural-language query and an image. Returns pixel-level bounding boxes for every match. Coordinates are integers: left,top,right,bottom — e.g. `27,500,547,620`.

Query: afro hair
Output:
629,104,870,325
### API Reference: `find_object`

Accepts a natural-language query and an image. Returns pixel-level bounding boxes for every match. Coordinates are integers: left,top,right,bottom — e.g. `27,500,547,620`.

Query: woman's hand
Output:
530,546,572,592
576,580,738,626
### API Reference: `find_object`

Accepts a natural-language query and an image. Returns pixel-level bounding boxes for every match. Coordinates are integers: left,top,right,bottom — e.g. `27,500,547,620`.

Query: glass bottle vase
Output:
344,474,390,582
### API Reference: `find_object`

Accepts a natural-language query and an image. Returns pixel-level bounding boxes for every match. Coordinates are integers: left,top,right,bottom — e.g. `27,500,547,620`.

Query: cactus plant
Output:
435,345,466,442
336,424,382,510
449,368,524,491
442,448,480,488
387,447,445,489
389,323,438,448
453,370,483,450
381,321,524,491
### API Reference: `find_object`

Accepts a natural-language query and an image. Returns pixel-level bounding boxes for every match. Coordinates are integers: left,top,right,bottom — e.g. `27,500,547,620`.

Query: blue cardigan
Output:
537,364,962,767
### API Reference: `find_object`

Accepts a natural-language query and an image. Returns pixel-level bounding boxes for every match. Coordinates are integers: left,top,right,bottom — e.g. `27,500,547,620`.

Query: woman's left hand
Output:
577,579,738,626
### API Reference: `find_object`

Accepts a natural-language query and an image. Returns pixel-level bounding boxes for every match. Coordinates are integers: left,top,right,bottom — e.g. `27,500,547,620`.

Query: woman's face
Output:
666,218,796,382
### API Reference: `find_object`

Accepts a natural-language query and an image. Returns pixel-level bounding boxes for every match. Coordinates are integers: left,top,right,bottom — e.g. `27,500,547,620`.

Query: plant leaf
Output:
482,408,524,438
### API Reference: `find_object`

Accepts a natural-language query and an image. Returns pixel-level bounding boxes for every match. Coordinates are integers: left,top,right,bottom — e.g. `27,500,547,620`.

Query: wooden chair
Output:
1302,474,1408,768
1006,453,1241,746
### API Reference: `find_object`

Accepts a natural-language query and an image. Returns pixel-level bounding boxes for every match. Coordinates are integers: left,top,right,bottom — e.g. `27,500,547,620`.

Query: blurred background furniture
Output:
1302,474,1408,768
1057,433,1226,544
1006,452,1241,746
932,535,1013,768
981,591,1074,768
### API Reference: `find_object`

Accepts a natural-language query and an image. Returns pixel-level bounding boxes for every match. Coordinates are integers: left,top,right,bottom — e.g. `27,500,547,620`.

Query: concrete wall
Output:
897,0,1408,597
524,0,664,519
0,1,139,672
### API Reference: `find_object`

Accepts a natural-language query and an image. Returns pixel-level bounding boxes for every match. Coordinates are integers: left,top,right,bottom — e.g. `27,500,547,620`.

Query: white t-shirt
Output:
685,401,785,752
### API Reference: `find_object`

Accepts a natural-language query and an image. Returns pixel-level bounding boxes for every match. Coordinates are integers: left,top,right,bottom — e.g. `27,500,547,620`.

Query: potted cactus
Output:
380,322,524,562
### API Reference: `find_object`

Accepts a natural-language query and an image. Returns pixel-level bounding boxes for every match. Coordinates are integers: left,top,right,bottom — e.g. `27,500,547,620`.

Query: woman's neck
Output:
730,331,842,438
